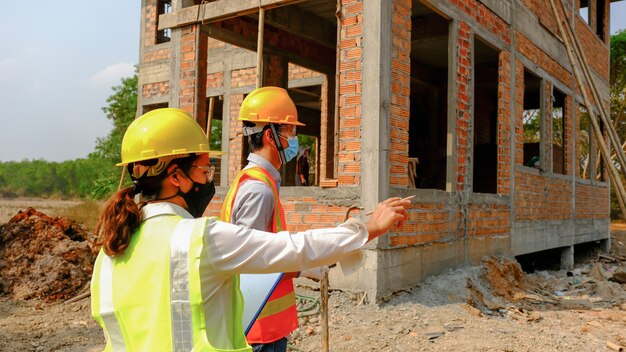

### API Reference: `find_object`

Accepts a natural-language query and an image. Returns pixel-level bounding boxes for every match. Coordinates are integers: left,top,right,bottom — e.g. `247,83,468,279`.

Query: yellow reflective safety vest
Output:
91,213,251,352
220,166,298,344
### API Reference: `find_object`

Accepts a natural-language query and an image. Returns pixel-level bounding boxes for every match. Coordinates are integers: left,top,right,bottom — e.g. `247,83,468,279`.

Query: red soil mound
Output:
0,207,97,302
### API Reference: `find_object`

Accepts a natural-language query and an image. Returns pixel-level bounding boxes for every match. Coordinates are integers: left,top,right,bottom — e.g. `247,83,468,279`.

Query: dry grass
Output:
54,199,104,233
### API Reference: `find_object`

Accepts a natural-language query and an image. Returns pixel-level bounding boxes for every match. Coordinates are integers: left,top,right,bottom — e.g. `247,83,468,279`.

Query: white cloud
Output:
87,62,134,87
24,47,40,56
0,57,20,70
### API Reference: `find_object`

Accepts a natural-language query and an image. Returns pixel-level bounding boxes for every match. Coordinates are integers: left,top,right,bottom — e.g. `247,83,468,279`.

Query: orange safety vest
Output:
220,166,298,344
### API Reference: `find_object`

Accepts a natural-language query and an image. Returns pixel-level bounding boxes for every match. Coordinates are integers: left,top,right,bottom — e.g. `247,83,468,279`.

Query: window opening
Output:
206,96,224,186
552,89,566,174
523,70,543,169
472,37,500,194
408,3,450,190
579,0,591,25
142,102,168,114
578,105,591,179
156,0,172,44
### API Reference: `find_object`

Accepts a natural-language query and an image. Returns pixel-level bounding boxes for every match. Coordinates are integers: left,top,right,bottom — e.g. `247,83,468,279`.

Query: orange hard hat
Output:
239,87,304,135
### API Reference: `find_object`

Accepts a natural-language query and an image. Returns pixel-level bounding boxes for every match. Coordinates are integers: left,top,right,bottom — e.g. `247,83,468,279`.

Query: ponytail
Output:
94,186,142,256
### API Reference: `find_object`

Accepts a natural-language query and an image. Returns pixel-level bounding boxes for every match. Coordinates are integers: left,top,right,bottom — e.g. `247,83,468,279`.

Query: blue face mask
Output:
283,137,299,163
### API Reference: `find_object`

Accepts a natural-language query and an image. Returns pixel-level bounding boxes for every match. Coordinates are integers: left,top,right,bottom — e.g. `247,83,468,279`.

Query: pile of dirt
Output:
0,207,97,302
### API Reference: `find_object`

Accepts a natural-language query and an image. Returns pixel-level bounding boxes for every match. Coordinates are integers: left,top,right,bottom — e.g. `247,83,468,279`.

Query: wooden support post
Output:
256,8,265,88
549,0,626,219
207,97,215,141
320,272,329,352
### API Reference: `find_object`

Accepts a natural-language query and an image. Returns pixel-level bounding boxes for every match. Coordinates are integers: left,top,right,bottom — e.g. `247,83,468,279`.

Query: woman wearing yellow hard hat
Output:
90,107,410,351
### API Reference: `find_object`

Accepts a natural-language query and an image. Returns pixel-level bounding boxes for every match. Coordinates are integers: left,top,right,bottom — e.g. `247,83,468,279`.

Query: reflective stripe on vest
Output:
170,219,195,350
97,254,127,351
221,166,297,343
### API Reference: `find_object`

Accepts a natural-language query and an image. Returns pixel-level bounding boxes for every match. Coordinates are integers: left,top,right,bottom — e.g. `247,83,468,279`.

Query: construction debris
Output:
0,207,97,302
463,255,626,317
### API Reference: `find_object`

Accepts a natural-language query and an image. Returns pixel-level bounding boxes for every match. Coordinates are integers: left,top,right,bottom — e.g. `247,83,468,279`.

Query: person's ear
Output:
264,129,276,147
166,166,182,187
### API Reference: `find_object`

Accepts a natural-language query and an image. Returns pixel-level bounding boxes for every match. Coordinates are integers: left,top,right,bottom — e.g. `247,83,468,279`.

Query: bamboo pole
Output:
320,271,329,352
207,96,215,140
556,0,626,176
256,8,265,89
549,0,626,219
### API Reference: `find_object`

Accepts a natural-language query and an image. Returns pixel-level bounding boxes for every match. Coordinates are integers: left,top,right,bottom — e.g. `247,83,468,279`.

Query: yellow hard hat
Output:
117,108,218,167
239,87,304,135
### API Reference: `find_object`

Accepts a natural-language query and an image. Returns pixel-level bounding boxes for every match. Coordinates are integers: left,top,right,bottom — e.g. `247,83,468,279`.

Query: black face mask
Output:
179,180,215,218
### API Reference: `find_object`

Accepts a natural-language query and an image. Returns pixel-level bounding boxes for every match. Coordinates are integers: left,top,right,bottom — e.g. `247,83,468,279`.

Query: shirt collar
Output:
141,202,193,221
246,153,281,184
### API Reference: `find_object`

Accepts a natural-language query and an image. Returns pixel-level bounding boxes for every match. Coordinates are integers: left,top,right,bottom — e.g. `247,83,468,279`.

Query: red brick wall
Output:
450,0,511,45
231,68,256,88
523,0,560,38
575,16,609,79
515,32,573,87
178,24,207,120
389,0,411,187
144,48,171,63
575,182,609,218
514,169,573,220
467,204,510,237
144,0,158,47
563,94,574,176
337,0,363,186
288,63,323,80
205,195,364,231
206,72,224,90
514,60,525,165
142,81,169,99
227,94,245,182
388,204,459,246
387,203,510,247
498,51,512,195
456,21,472,191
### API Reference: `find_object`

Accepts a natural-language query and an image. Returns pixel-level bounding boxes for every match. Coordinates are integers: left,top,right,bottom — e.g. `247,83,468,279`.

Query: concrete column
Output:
361,0,392,217
136,0,148,117
362,0,393,301
560,245,574,270
600,238,611,253
220,70,232,187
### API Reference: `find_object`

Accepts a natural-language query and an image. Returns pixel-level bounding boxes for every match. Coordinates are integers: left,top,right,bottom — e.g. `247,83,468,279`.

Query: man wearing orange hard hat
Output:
221,87,325,351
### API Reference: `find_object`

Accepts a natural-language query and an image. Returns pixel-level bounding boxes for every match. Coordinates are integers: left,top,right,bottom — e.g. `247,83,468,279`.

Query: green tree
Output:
89,70,138,198
609,30,626,218
93,70,138,162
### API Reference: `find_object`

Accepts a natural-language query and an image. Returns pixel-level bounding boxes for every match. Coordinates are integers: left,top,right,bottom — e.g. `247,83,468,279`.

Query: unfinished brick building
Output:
137,0,620,299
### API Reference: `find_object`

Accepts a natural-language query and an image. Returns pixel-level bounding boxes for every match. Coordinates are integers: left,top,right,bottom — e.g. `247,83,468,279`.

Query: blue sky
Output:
0,2,624,162
0,1,139,162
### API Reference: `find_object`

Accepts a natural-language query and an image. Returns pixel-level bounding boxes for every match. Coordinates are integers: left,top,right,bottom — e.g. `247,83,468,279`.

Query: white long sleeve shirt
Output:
140,202,368,349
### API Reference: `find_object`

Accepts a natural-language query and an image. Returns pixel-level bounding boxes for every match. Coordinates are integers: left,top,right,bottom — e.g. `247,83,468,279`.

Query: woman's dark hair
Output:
94,154,199,256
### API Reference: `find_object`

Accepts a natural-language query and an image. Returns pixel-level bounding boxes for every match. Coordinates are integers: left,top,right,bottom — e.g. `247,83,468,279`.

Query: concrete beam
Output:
412,14,449,41
264,6,336,49
204,17,335,75
159,0,305,30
